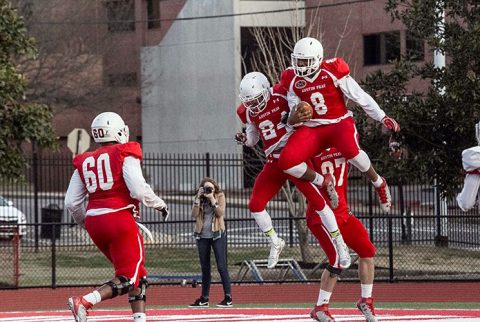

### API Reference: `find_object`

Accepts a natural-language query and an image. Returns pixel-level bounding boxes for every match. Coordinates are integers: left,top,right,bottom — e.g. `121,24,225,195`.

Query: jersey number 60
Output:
82,153,114,193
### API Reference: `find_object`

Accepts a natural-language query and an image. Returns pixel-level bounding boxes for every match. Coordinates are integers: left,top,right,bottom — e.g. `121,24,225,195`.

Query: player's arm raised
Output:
329,58,399,132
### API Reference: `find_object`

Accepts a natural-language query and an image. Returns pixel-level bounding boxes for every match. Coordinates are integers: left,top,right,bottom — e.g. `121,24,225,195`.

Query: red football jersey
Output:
73,142,142,212
236,87,291,156
312,147,350,219
281,57,350,121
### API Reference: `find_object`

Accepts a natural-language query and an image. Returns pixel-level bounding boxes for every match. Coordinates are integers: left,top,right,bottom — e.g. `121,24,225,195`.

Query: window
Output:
406,31,425,61
147,0,160,29
363,31,401,66
107,73,137,87
105,0,135,33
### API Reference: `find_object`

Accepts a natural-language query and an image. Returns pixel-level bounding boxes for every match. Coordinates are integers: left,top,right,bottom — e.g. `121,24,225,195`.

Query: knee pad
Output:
105,275,133,298
283,163,308,178
348,150,371,172
128,277,148,303
326,264,343,278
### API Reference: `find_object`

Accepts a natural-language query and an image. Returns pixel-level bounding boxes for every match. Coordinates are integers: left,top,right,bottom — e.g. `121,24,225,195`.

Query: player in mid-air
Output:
306,147,377,322
236,72,350,269
457,121,480,211
64,112,169,322
278,37,400,213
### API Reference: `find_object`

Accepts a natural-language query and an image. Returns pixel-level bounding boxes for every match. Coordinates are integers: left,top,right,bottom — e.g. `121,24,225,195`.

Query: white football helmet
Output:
291,37,324,77
239,72,271,116
91,112,129,144
476,121,480,145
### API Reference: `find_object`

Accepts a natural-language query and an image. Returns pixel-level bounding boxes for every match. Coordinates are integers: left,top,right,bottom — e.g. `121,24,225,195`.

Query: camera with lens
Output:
204,186,214,194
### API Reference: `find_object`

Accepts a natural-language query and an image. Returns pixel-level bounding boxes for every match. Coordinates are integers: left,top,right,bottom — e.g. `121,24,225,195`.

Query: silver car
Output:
0,196,27,239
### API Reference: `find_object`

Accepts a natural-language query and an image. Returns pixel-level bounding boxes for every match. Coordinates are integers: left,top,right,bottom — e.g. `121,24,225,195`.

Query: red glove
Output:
382,116,400,132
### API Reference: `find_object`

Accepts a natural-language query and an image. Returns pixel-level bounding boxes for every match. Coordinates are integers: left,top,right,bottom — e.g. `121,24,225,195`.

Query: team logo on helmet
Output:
295,80,306,89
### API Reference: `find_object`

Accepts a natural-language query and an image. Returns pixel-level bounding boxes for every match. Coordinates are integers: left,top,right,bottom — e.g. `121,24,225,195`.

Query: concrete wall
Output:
141,0,238,155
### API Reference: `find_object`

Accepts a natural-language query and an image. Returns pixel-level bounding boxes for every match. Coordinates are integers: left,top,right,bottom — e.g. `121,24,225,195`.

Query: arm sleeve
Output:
123,156,166,209
338,76,386,122
245,122,260,147
456,174,480,211
287,90,300,110
64,170,87,228
462,147,480,171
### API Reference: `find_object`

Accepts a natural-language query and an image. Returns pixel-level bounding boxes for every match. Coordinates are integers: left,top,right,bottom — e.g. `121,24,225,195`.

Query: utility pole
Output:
433,0,448,247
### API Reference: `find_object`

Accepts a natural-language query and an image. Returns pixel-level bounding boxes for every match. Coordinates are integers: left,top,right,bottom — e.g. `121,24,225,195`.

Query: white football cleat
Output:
332,234,351,269
267,238,285,268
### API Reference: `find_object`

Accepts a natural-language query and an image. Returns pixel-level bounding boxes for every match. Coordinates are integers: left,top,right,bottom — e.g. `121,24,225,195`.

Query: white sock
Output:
312,172,324,186
133,312,146,322
361,284,373,298
372,176,384,188
83,290,101,305
252,211,278,243
317,289,332,305
316,206,339,233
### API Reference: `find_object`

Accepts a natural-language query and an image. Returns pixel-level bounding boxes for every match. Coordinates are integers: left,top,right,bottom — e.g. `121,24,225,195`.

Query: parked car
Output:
0,195,27,239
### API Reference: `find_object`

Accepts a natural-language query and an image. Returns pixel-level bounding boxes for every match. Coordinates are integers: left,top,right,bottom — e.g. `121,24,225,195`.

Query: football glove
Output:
156,206,169,221
235,133,247,145
382,116,400,132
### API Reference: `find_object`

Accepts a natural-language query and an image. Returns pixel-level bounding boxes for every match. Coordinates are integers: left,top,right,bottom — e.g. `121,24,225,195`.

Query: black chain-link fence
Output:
0,153,479,289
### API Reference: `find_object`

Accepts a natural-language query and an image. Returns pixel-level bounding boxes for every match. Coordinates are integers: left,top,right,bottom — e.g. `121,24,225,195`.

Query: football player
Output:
278,37,400,213
236,72,350,270
457,121,480,211
307,148,377,322
64,112,169,322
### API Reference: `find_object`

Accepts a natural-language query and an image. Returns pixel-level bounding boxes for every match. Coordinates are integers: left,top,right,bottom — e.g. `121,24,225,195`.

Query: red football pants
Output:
85,210,146,288
278,117,361,171
249,157,327,212
306,205,375,269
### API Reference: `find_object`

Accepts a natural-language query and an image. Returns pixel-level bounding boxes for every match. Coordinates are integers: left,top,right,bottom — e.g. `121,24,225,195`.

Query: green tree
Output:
0,1,56,179
356,1,480,197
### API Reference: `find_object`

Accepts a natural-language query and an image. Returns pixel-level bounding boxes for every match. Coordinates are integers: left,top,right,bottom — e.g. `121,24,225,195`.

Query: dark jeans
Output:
196,231,231,299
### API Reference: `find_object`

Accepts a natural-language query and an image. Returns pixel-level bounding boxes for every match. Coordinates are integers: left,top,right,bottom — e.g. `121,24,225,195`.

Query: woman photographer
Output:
189,177,232,308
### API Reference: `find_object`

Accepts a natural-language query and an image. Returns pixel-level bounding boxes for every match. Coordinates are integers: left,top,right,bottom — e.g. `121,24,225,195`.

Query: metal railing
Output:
0,153,478,288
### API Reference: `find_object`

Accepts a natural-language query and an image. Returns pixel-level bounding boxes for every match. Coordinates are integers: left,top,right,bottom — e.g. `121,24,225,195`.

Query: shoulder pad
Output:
272,83,287,97
280,68,295,91
72,154,85,169
121,142,143,160
322,57,350,79
462,146,480,171
236,103,247,124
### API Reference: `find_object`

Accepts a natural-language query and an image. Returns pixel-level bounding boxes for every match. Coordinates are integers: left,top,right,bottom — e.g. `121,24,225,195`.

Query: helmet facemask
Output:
239,72,271,116
241,89,270,116
291,37,324,77
291,55,321,77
